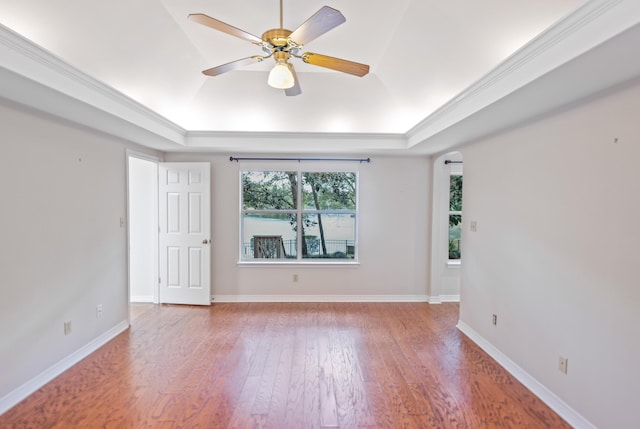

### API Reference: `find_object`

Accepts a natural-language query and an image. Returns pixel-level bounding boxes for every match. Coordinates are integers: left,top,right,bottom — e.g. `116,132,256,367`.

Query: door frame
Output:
126,150,162,310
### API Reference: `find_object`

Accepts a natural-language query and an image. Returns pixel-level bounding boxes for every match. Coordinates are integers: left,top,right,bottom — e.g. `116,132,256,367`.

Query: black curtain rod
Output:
230,156,371,163
444,160,463,165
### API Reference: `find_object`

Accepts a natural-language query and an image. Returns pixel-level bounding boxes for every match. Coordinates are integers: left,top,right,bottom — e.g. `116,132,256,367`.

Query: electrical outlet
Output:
492,314,497,325
470,220,478,232
96,304,103,319
293,274,299,282
64,321,72,335
559,356,568,374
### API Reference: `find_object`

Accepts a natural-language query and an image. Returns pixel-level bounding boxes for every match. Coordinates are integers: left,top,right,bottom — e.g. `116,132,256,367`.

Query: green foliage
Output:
242,171,295,210
449,214,462,228
449,175,463,212
302,172,356,210
449,175,463,228
243,171,356,211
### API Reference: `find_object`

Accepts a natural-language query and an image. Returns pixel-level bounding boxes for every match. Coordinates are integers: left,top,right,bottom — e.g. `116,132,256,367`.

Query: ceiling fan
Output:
188,0,370,96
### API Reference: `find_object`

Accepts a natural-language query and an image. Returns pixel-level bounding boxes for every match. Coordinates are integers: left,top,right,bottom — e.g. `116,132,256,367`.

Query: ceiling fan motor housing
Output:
262,28,293,47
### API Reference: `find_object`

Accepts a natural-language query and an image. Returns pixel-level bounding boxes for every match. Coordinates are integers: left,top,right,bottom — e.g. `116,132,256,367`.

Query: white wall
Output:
128,156,158,302
459,80,640,429
164,153,433,300
0,100,155,411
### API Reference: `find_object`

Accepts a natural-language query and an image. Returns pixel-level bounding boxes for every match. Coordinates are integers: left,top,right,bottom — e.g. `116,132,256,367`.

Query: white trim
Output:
456,321,597,429
125,149,162,163
212,295,429,303
187,131,406,153
427,294,461,304
0,66,183,152
130,295,154,303
0,320,129,416
237,261,360,267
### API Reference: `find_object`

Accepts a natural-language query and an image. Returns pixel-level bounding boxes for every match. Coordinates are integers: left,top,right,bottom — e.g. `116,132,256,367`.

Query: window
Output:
449,174,463,260
241,171,357,262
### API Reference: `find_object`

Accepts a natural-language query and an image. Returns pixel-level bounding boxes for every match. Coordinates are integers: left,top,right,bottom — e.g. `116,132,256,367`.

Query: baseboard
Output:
0,320,129,416
130,295,154,303
428,294,460,304
212,294,429,303
456,321,596,429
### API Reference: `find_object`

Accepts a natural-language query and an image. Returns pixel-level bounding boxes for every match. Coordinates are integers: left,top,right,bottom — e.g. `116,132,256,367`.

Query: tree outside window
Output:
449,174,463,260
241,171,357,261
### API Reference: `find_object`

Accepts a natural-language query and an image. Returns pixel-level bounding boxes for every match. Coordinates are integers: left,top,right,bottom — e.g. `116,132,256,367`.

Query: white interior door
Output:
158,162,211,305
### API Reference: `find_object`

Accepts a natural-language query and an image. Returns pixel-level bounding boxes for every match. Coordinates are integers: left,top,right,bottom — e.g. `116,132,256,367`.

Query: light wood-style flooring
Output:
1,302,570,428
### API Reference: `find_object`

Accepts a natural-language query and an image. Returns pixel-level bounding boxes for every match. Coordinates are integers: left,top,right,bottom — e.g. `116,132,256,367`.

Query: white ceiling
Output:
1,0,639,154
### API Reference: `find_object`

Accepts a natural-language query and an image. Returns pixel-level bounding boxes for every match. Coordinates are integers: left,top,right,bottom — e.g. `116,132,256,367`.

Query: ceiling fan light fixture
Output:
268,61,295,89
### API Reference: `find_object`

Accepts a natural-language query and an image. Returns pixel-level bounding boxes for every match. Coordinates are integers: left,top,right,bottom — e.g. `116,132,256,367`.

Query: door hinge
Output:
158,276,161,284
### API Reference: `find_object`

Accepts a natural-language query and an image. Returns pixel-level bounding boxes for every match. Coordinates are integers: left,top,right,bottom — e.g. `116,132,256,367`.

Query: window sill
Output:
238,260,360,267
447,260,461,268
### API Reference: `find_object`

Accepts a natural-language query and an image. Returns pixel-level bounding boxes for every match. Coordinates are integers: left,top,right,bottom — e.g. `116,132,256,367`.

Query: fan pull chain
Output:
280,0,283,29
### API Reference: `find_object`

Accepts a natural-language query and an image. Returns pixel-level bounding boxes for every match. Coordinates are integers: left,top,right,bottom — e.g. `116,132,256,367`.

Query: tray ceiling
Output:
1,1,639,154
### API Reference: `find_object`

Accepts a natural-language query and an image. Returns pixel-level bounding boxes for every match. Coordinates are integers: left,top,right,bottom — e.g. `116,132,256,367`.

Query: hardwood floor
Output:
1,303,570,428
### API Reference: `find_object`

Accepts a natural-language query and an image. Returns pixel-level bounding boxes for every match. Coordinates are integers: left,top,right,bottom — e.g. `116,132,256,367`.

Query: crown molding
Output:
184,130,407,153
0,23,186,147
407,0,638,149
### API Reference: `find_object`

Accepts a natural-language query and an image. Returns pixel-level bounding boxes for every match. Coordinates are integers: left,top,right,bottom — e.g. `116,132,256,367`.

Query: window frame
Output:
239,167,359,265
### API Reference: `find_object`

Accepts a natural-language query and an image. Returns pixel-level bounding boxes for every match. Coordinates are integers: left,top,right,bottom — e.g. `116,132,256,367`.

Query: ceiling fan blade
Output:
302,53,369,77
285,63,302,96
202,56,264,76
188,13,262,44
289,6,346,46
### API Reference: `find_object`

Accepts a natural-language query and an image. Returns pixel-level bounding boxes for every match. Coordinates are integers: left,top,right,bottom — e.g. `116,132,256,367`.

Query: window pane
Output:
301,214,355,259
242,171,297,210
302,172,356,210
449,175,463,211
449,214,462,260
242,213,297,260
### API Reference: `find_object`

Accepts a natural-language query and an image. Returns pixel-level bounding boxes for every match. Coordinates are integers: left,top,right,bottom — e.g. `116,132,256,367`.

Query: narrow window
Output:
449,174,463,260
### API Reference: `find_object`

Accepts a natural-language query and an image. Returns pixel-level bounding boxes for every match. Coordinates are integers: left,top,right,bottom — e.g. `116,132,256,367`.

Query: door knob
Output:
202,239,210,244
